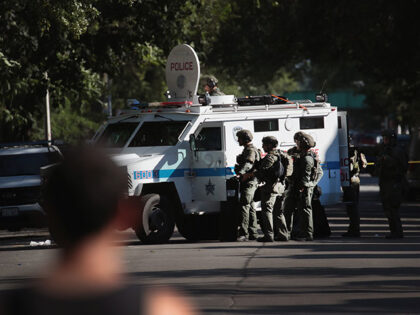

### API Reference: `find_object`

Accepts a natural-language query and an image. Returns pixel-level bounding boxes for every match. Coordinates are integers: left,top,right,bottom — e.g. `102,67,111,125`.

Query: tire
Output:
135,194,175,244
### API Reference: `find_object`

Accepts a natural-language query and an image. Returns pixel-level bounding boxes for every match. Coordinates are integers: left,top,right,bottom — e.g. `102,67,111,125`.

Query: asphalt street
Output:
1,174,420,314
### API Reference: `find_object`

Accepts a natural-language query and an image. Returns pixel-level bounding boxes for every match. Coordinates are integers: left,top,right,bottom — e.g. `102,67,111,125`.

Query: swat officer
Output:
204,75,225,96
272,150,290,241
283,132,319,241
234,129,260,241
242,136,281,242
342,137,367,237
375,129,408,239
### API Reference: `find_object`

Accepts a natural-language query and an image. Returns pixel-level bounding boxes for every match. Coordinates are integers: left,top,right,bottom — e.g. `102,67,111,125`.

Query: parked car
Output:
0,142,62,230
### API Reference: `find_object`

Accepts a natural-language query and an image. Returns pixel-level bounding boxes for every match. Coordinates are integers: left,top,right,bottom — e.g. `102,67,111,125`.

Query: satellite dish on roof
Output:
165,44,200,102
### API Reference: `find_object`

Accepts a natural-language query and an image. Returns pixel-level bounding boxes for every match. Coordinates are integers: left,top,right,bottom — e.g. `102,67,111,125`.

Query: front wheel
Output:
135,194,175,244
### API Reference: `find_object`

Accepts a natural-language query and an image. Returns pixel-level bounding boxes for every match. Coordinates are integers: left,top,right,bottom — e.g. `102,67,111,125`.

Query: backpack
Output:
308,151,323,185
274,150,293,182
273,154,285,182
280,150,294,178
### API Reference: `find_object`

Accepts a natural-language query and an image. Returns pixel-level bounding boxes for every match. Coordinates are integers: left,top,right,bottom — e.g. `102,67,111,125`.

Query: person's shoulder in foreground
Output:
0,146,197,315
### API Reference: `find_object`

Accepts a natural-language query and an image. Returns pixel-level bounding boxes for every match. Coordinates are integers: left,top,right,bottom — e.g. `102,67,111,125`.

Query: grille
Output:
119,166,132,191
0,186,40,206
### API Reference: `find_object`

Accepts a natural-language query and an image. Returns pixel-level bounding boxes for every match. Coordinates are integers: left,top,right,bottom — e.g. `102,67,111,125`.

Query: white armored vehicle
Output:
93,44,349,243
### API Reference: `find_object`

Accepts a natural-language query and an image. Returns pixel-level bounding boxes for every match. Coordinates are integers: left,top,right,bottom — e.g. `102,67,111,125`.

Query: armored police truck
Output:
92,44,349,244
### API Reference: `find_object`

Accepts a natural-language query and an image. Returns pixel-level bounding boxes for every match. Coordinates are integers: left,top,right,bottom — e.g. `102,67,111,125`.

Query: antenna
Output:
316,80,328,102
319,80,327,94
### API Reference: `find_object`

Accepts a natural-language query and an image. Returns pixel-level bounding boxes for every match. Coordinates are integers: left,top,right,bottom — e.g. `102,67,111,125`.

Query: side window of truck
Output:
300,117,324,129
129,121,189,147
195,127,222,151
254,119,279,132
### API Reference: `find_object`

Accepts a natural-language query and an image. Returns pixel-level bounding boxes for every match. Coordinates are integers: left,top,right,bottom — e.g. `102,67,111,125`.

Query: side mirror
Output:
189,134,196,151
189,134,197,160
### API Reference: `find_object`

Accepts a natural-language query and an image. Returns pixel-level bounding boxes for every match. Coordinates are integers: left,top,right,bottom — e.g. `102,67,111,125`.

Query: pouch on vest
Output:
279,150,293,179
273,156,285,182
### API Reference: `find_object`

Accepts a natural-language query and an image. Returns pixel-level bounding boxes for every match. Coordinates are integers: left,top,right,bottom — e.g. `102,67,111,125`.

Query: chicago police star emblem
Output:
205,178,215,195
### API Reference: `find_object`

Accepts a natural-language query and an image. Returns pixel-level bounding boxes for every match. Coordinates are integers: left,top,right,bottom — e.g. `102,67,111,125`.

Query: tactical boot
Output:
292,236,313,242
274,235,289,242
237,236,248,242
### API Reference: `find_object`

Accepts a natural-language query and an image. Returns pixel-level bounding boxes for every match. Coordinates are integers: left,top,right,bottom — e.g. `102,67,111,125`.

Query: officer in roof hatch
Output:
203,75,225,96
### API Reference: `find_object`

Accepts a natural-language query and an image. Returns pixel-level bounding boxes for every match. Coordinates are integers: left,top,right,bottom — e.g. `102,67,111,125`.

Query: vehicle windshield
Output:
129,121,190,147
96,122,139,148
0,151,61,176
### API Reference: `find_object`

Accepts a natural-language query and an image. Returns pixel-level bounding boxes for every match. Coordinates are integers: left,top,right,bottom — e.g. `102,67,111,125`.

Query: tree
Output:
208,0,420,128
0,0,231,142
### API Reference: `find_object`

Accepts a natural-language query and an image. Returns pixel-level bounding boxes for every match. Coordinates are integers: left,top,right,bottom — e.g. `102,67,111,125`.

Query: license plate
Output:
1,207,19,217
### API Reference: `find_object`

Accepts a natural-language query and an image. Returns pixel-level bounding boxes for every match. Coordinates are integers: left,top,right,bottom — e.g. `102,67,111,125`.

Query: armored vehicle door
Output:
189,122,227,201
223,121,255,172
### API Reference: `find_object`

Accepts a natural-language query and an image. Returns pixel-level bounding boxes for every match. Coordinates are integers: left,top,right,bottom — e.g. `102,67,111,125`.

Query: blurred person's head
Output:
41,147,127,254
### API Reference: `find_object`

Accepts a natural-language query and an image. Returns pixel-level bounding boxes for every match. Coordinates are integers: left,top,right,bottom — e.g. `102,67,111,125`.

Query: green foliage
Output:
0,0,213,142
208,0,420,128
32,103,101,144
203,68,299,97
1,0,419,143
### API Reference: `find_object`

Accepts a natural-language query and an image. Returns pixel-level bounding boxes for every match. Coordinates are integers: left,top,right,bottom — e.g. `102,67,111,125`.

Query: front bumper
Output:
0,203,46,229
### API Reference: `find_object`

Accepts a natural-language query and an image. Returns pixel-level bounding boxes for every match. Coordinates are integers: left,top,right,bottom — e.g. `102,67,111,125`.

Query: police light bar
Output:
198,93,211,106
157,101,193,107
237,95,288,106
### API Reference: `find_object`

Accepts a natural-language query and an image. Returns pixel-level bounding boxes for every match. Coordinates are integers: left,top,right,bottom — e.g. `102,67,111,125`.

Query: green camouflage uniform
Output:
273,151,288,241
235,144,260,239
254,150,281,241
343,148,366,235
376,144,408,237
283,147,315,240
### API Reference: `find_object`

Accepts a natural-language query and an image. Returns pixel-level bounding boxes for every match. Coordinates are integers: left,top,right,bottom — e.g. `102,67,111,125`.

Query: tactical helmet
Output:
206,75,218,88
262,136,278,147
294,131,316,148
236,129,253,142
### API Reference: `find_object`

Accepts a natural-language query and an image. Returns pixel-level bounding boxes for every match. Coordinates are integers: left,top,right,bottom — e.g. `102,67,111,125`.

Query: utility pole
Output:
104,73,112,117
44,72,52,143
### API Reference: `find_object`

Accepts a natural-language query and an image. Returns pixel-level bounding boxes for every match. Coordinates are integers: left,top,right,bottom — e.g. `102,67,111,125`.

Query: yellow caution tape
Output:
366,161,420,166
